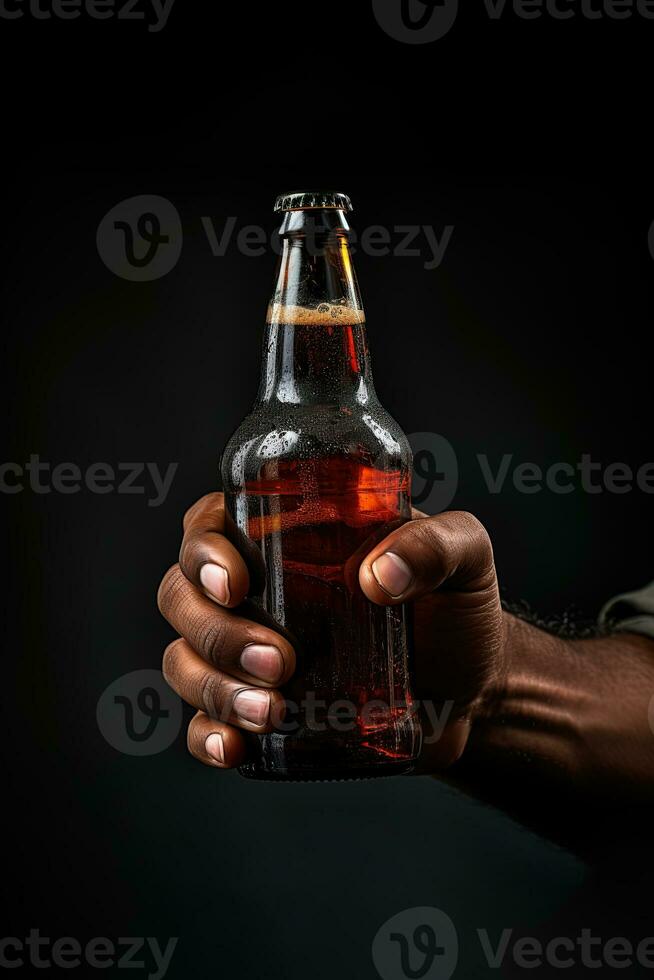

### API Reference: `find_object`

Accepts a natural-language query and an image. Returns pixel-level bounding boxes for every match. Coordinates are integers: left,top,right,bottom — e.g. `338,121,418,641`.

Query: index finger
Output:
179,492,250,608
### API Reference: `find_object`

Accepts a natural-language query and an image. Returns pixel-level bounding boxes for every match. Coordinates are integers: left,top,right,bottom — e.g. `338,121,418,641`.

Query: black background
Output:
1,1,653,977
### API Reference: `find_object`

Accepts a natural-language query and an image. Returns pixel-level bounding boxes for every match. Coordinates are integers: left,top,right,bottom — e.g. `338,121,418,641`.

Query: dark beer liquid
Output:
223,307,421,780
228,457,419,779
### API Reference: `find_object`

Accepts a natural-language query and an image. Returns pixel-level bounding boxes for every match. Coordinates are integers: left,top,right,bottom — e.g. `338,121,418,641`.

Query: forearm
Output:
449,613,654,854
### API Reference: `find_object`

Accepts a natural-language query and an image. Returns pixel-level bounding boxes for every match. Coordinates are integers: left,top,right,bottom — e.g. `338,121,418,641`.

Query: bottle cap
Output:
274,190,353,213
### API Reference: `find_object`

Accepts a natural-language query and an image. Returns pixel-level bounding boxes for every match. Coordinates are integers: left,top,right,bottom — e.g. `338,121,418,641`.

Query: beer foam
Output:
266,303,365,326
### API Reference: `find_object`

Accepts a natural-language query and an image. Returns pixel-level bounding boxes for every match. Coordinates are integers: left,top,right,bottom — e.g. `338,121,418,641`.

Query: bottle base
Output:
238,760,416,782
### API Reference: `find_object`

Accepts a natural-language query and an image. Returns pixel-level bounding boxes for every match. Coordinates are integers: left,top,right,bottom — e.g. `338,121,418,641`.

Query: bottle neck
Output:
257,210,375,406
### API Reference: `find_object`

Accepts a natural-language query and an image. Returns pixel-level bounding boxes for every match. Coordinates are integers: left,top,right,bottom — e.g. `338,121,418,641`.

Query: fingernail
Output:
240,644,284,683
234,690,270,726
371,552,413,597
200,563,230,605
205,732,225,765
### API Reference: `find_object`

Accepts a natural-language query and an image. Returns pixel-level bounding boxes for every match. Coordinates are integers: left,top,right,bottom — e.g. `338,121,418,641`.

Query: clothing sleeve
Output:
599,580,654,640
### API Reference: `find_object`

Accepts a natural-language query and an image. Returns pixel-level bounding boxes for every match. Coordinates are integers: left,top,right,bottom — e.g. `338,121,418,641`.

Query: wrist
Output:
472,612,548,726
442,612,654,855
466,611,579,768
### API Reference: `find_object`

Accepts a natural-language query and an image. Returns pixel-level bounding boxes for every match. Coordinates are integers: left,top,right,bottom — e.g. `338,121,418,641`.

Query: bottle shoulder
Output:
221,402,412,490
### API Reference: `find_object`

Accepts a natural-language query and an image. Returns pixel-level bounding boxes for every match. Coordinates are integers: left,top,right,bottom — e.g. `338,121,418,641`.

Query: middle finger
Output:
163,638,286,731
157,564,295,686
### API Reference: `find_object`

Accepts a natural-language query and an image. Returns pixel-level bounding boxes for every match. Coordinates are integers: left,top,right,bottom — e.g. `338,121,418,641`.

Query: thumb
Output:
358,511,495,605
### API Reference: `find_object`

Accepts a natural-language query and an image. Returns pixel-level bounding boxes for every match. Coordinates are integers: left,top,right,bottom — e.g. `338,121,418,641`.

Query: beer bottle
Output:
221,191,421,780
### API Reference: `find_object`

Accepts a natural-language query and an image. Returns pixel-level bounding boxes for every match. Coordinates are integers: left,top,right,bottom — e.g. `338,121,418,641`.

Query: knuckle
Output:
179,529,222,584
186,714,205,757
447,511,496,586
162,638,185,688
401,512,495,586
178,529,201,577
406,517,452,563
199,669,230,719
454,511,494,563
197,613,231,667
183,492,224,532
411,516,448,548
182,496,207,531
454,510,488,539
157,563,185,616
186,723,197,757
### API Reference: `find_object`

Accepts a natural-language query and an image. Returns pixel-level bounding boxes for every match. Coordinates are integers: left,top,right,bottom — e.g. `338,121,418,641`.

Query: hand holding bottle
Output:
157,492,505,773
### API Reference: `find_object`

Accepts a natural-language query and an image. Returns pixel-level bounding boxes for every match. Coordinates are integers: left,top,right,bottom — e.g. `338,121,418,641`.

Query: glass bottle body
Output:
221,204,421,780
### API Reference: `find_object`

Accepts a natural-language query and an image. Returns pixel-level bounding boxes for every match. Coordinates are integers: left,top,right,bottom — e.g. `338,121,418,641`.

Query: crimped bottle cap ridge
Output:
274,190,353,213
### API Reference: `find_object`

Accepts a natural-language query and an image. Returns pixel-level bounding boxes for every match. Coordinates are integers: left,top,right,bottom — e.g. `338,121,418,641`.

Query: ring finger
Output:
162,637,286,732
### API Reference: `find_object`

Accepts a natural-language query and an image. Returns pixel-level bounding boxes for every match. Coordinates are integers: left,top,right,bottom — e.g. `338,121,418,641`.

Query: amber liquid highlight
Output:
228,457,420,780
